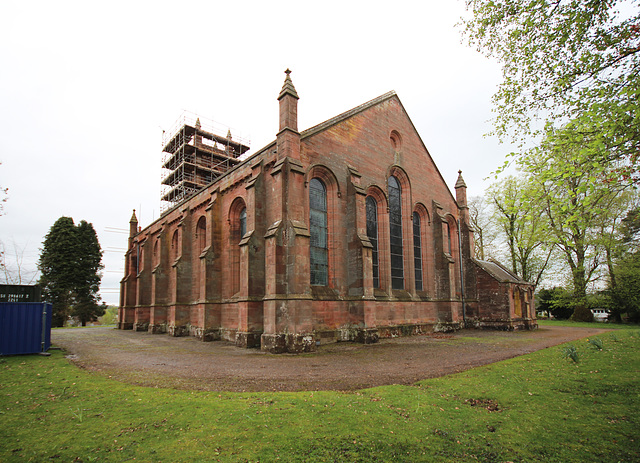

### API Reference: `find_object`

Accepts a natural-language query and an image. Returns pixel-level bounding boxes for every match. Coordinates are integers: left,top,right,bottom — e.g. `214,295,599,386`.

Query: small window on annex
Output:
366,196,379,289
388,176,404,290
309,178,328,286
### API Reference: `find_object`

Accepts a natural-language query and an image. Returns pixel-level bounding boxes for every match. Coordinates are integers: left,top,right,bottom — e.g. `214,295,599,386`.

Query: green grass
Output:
538,319,640,330
1,330,639,462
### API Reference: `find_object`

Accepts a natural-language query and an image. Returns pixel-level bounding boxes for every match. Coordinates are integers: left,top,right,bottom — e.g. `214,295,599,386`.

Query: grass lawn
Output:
1,329,638,462
538,319,640,330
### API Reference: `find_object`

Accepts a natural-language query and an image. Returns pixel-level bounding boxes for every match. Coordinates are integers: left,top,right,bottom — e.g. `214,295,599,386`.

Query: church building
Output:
118,70,536,353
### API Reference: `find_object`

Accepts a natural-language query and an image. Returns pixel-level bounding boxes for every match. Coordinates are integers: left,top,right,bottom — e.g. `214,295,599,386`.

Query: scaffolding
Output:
160,111,250,210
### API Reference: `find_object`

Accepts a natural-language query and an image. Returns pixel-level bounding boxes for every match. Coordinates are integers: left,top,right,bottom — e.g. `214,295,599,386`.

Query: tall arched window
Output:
309,178,328,286
229,201,246,295
171,230,179,260
413,212,423,291
388,176,404,290
196,216,207,253
153,239,159,267
366,196,379,289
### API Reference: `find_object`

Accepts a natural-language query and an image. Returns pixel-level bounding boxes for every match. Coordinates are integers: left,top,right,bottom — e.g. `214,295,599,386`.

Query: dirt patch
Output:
51,325,609,392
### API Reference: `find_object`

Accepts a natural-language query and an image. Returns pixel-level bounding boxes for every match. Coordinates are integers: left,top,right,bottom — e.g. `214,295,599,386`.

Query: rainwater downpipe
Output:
457,219,466,326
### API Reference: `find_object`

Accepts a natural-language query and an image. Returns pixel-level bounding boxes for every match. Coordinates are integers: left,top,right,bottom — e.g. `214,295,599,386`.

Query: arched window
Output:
366,196,379,289
388,176,404,290
239,208,247,239
153,239,159,267
309,178,328,286
229,199,246,295
446,222,452,255
196,216,207,253
137,244,143,275
171,230,179,260
413,212,423,291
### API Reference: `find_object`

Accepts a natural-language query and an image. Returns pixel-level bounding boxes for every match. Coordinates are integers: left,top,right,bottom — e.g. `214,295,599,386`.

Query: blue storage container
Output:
0,302,52,355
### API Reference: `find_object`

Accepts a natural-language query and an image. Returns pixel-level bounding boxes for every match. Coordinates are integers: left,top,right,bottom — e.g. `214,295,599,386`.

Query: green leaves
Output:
462,0,640,180
37,217,104,327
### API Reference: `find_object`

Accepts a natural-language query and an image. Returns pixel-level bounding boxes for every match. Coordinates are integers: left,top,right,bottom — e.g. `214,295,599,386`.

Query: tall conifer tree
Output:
38,217,104,326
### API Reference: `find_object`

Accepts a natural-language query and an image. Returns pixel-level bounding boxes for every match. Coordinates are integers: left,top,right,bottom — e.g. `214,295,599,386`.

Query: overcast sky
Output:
0,0,513,305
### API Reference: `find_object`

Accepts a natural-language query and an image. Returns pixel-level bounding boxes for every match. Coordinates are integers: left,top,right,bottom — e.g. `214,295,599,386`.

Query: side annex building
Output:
118,71,536,353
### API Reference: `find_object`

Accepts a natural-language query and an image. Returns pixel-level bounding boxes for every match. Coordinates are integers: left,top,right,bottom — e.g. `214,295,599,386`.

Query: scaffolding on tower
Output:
160,111,250,212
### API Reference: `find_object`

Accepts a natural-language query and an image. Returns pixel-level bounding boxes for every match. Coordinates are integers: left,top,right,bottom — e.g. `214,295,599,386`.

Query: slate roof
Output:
474,259,533,285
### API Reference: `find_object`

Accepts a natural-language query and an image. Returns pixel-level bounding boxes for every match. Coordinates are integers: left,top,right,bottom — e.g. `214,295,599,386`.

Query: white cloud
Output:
0,0,515,304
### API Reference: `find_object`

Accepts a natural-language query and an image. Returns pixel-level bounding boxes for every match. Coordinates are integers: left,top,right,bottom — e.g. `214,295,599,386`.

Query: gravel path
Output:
51,325,610,392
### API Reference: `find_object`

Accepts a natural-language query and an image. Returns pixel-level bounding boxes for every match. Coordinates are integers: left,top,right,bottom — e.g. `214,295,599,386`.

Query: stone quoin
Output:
118,70,536,354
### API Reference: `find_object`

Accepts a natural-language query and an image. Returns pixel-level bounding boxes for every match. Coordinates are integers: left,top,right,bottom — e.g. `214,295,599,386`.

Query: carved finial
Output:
278,68,299,100
455,170,467,189
130,209,138,223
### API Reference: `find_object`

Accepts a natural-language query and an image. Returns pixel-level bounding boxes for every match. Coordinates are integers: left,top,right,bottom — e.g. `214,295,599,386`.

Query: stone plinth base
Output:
474,318,538,331
236,331,262,348
261,333,316,354
133,322,149,332
168,324,189,337
148,323,167,334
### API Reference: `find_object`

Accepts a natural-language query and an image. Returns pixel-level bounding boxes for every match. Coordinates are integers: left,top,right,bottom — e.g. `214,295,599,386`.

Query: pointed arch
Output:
366,185,389,292
444,212,461,297
413,202,431,295
309,177,328,285
229,197,247,295
153,237,160,267
307,164,340,287
196,215,207,254
171,229,180,261
388,175,404,290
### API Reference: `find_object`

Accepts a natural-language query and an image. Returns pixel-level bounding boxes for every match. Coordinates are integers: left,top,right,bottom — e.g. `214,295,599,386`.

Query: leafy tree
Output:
462,0,640,183
38,217,79,326
519,123,633,321
537,287,574,319
468,195,500,260
73,221,105,325
607,250,640,322
487,175,554,285
594,191,639,291
604,206,640,322
620,205,640,251
99,305,119,325
37,217,104,327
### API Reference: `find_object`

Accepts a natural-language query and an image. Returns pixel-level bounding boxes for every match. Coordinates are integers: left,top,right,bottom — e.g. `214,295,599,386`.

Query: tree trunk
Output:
569,244,593,322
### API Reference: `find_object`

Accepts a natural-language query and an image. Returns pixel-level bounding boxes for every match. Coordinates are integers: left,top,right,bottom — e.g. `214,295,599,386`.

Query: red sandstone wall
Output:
121,93,470,343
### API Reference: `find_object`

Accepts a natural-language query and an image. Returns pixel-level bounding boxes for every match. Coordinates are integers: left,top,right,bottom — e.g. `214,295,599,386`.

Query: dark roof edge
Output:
473,258,534,285
300,91,397,140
